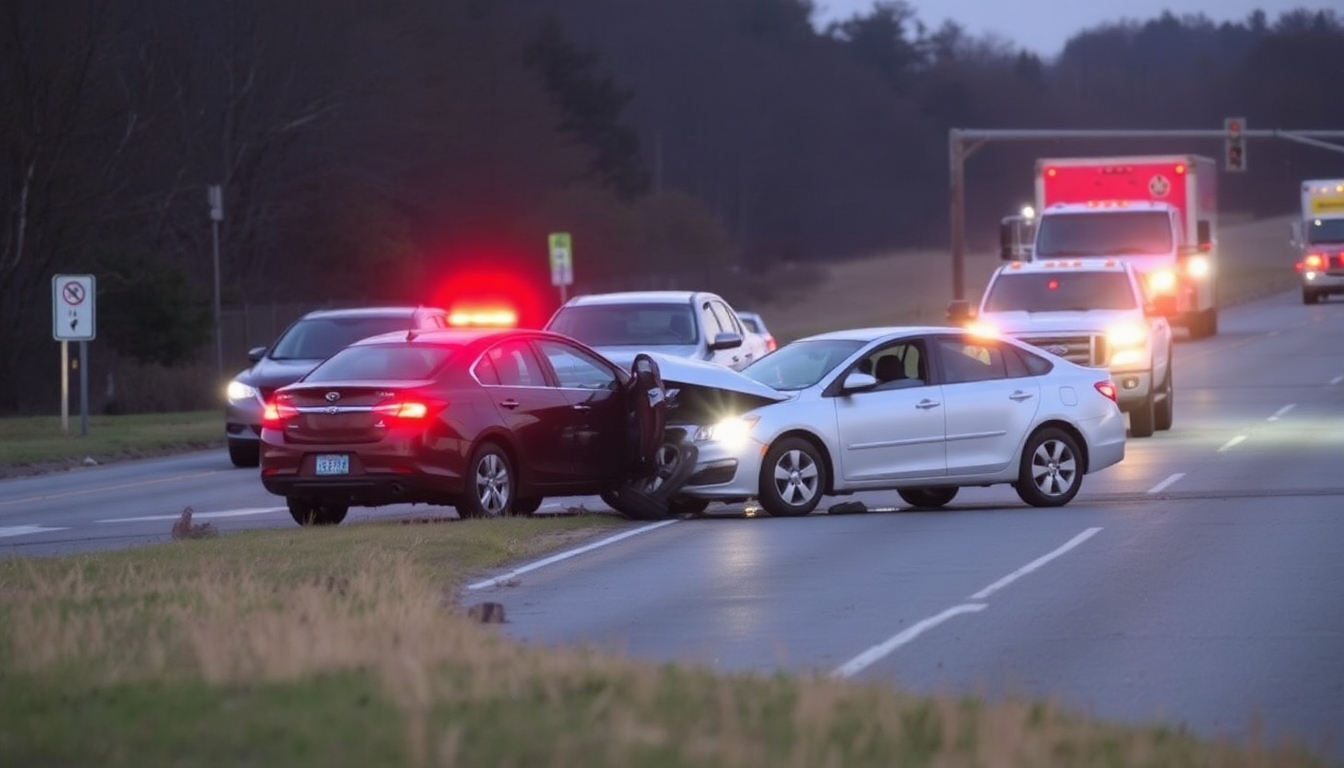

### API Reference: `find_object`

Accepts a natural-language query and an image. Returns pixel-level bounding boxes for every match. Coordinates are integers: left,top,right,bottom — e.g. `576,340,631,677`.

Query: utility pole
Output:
208,184,224,379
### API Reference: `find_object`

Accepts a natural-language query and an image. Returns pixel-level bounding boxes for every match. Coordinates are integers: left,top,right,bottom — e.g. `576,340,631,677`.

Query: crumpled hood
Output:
233,357,324,391
633,352,788,425
598,345,704,368
979,309,1136,335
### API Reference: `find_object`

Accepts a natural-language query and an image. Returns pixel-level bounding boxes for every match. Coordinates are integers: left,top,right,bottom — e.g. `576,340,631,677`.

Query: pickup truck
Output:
951,259,1174,438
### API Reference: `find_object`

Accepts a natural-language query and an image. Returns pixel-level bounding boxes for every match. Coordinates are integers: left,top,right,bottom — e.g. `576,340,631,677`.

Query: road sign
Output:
52,274,96,341
549,232,573,287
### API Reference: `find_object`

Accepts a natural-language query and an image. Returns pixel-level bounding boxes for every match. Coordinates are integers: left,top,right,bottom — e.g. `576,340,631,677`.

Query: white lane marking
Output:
0,471,223,508
0,525,69,539
96,507,286,524
1147,473,1185,494
466,519,680,591
1267,404,1295,422
1331,375,1344,386
831,604,988,679
970,527,1103,601
1218,435,1247,453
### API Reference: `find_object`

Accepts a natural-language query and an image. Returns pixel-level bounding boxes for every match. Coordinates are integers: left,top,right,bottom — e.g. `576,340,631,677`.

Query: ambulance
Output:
1293,179,1344,304
1004,155,1220,338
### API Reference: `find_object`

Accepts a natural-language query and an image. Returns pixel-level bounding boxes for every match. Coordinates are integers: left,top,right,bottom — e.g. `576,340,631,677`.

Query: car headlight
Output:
694,415,760,450
1106,322,1148,349
1147,269,1177,293
1185,254,1211,278
226,380,260,402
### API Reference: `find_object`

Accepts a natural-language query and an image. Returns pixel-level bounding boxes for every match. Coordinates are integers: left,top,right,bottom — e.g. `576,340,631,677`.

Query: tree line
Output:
1,0,1341,411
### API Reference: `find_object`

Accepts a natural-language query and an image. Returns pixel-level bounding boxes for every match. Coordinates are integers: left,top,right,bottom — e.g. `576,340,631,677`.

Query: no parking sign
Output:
52,274,96,341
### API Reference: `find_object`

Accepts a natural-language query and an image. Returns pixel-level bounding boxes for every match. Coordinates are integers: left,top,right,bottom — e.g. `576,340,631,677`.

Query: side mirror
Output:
842,371,877,392
946,299,975,325
247,346,268,364
999,220,1015,261
708,332,742,351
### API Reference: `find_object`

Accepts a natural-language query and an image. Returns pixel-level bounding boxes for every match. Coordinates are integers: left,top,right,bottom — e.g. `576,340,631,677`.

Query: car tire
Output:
287,497,348,526
1129,390,1156,438
897,487,959,509
513,497,543,516
228,439,259,468
1154,363,1174,432
1014,427,1083,508
757,437,826,518
457,442,515,519
600,487,670,521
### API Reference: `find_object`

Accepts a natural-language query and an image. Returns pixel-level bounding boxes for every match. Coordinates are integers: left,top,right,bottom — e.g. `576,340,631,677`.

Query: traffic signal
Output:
1224,117,1247,173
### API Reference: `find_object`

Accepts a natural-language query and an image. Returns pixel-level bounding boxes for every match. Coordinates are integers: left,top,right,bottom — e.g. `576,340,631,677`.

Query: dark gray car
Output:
224,306,448,467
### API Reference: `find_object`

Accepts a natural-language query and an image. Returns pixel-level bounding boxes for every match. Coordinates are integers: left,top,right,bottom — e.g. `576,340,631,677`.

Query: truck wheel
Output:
1154,364,1174,432
1129,392,1156,438
1203,309,1218,336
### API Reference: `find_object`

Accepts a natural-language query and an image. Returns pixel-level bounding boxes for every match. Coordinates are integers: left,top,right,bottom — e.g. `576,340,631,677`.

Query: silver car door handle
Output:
916,399,941,410
572,403,591,411
1009,391,1034,402
499,399,520,410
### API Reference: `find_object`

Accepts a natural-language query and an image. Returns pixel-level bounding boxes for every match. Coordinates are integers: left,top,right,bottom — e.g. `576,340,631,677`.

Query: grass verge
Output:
0,410,221,476
0,518,1331,768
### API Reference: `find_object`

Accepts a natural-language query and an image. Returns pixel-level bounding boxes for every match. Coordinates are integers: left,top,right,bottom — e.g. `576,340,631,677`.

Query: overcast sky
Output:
811,1,1328,58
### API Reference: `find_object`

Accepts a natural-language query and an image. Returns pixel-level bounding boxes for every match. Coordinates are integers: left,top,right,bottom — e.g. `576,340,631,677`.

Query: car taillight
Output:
1303,253,1326,271
766,337,778,352
372,399,437,420
1094,380,1118,403
262,395,298,428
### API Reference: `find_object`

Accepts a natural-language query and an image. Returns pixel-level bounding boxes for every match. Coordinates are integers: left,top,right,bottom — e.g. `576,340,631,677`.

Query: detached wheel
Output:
228,439,259,468
458,443,515,519
1154,363,1174,432
758,437,826,517
287,497,348,526
667,496,711,516
897,487,958,509
1015,427,1083,508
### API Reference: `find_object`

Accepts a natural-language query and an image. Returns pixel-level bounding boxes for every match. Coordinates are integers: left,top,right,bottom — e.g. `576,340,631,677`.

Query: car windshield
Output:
741,338,865,391
1306,217,1344,244
269,315,414,360
547,303,698,346
983,271,1138,312
304,344,458,382
1034,211,1174,257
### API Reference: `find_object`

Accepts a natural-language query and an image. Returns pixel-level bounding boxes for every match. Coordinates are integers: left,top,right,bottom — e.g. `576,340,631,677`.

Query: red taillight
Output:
1303,253,1326,271
373,400,435,420
766,337,778,352
262,395,298,428
1094,380,1118,403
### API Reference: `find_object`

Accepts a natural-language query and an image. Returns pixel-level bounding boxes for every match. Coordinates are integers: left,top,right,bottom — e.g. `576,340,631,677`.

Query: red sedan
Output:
259,328,672,525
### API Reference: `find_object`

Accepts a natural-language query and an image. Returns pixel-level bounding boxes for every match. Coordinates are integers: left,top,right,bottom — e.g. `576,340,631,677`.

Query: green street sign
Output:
549,232,573,287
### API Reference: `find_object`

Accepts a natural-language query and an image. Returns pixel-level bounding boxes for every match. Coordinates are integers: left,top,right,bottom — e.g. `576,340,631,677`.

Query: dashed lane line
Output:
832,604,988,678
970,527,1103,600
1147,473,1185,494
1218,435,1247,453
0,525,69,539
0,471,223,508
1268,404,1295,421
466,520,680,591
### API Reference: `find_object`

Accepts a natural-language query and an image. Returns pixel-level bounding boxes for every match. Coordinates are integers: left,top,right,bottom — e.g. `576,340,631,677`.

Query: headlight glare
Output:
1106,322,1148,349
694,416,760,449
226,380,260,401
1147,269,1177,293
1186,255,1211,278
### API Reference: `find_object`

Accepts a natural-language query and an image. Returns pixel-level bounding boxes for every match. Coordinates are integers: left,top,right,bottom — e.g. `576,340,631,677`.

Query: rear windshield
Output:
269,315,414,360
304,344,457,382
983,271,1138,312
547,303,698,346
738,317,761,333
1306,217,1344,244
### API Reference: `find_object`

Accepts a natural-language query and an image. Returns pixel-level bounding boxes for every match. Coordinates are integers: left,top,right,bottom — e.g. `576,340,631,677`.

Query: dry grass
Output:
0,519,1330,768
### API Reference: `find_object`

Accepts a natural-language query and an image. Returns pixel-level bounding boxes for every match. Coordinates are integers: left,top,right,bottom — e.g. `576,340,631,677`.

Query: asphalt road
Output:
2,288,1342,759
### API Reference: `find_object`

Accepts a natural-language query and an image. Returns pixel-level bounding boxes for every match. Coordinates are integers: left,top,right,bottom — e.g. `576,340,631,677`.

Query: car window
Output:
739,316,760,334
709,301,741,337
853,341,928,391
537,340,619,391
305,344,456,382
936,337,1009,384
700,302,723,339
548,304,697,346
743,338,865,391
482,341,548,387
472,354,501,385
269,315,413,360
1007,344,1054,376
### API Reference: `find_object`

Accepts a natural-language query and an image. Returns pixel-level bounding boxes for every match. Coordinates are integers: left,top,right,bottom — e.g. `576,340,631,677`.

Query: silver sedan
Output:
662,326,1127,516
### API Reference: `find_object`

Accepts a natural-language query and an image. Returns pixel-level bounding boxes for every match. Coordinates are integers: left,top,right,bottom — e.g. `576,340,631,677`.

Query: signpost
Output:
52,274,96,436
549,232,574,304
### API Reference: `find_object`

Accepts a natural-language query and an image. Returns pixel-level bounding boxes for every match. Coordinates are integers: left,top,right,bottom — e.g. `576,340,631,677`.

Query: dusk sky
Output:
811,1,1329,58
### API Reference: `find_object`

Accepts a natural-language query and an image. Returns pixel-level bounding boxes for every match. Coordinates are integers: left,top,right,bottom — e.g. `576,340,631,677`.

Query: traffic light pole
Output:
946,127,1344,301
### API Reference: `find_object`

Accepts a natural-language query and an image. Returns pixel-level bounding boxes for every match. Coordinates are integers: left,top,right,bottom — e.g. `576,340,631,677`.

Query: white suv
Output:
957,260,1174,438
544,291,767,371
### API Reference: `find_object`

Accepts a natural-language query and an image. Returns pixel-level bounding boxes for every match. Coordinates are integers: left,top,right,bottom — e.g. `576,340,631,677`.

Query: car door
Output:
931,334,1042,476
474,340,573,484
708,299,754,369
535,338,628,482
832,340,948,484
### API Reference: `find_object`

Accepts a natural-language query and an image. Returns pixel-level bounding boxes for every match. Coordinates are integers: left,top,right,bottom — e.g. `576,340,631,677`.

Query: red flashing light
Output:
1094,381,1118,403
1303,254,1326,270
449,306,518,328
1175,164,1187,175
1047,279,1060,290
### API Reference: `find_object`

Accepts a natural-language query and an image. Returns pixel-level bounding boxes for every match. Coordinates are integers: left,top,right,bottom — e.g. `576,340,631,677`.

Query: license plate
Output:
314,454,349,475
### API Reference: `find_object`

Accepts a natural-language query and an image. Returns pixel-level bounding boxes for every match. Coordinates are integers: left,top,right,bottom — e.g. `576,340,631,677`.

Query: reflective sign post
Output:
52,274,96,436
549,232,574,305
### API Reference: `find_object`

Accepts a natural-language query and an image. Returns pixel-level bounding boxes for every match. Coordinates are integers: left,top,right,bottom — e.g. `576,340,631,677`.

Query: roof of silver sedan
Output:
796,326,964,343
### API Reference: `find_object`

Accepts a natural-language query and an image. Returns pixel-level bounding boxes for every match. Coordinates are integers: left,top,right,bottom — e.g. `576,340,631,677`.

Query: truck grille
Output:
1014,334,1107,367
